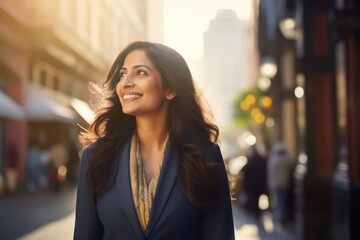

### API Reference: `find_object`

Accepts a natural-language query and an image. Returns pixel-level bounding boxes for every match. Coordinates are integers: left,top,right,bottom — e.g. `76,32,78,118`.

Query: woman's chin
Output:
122,108,137,116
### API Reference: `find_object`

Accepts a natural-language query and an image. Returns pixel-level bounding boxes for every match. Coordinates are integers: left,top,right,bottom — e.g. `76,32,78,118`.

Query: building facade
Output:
0,0,147,192
257,0,360,239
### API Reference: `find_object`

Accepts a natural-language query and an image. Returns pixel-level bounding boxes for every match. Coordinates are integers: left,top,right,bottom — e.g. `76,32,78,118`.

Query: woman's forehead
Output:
120,49,160,77
123,49,152,65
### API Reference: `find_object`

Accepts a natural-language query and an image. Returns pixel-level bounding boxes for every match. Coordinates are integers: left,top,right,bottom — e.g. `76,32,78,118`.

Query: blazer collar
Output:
116,140,144,240
145,140,177,237
116,138,177,239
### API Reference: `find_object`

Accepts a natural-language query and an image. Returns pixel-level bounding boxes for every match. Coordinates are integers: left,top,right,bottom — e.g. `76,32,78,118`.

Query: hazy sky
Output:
163,0,252,61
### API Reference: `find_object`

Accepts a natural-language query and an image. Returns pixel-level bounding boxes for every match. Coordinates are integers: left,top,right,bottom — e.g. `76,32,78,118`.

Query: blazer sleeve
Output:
73,147,104,240
201,144,235,240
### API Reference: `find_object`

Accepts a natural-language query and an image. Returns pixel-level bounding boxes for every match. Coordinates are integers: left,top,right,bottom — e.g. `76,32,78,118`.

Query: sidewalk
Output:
232,203,297,240
19,212,75,240
16,203,298,240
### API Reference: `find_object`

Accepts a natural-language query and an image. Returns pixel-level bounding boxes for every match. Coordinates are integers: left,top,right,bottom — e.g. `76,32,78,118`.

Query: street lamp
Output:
279,17,297,40
258,77,271,91
294,86,304,98
260,56,278,78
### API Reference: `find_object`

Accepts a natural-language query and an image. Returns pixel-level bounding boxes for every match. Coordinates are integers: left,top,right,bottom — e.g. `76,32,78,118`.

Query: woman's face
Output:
116,49,173,116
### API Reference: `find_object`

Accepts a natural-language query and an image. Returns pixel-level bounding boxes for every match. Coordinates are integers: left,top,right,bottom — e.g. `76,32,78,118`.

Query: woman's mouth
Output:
123,94,142,100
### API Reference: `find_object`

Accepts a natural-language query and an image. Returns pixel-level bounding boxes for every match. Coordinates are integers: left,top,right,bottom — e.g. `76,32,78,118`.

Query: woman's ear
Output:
166,89,176,100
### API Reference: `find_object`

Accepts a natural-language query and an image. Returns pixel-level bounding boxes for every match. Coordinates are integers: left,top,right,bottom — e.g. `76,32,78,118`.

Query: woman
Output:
74,41,235,240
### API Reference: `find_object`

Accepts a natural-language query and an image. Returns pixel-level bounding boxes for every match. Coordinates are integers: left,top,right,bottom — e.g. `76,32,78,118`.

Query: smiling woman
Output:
116,49,175,117
74,41,235,240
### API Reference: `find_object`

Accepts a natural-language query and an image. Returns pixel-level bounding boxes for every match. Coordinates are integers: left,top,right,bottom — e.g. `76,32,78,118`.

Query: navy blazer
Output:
74,139,235,240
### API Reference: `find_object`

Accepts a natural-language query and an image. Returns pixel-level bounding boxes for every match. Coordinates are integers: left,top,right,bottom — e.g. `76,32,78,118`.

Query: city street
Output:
0,185,297,240
0,185,76,240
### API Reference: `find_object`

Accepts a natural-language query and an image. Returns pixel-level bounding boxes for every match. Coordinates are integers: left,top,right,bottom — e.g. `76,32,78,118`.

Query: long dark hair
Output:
81,41,230,210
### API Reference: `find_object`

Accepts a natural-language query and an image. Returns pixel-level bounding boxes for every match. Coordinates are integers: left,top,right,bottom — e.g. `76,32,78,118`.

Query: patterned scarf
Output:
129,132,168,231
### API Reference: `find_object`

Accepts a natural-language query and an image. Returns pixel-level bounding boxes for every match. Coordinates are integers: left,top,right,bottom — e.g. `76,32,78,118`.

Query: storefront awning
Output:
70,98,95,125
26,87,77,123
0,90,24,120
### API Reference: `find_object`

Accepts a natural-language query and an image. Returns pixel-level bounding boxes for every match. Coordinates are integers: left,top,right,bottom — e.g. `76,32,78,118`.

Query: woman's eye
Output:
137,70,147,76
119,72,127,79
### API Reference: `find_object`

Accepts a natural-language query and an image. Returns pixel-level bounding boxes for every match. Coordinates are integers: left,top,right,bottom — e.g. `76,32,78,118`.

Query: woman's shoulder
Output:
80,137,131,160
80,143,96,162
81,140,103,153
198,141,223,164
81,144,92,154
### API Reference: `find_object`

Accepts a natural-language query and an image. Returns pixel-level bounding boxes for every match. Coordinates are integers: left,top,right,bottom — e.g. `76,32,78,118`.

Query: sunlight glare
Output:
262,213,275,233
235,224,260,240
258,194,269,210
164,0,253,60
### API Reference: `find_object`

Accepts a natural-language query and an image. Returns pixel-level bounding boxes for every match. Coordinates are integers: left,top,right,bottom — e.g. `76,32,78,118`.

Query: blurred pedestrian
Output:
38,143,51,189
67,140,80,185
27,140,40,192
5,142,19,193
241,145,267,218
267,141,294,227
74,41,235,240
50,142,68,191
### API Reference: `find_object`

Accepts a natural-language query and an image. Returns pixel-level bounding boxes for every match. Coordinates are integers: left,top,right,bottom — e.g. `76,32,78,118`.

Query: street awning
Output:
0,90,24,120
26,87,77,123
70,98,95,125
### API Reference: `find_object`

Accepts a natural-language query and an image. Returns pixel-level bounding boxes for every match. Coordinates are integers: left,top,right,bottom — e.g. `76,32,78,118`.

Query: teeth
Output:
123,94,141,100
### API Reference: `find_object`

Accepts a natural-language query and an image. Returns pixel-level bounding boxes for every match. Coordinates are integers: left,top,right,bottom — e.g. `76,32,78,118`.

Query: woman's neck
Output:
136,116,168,152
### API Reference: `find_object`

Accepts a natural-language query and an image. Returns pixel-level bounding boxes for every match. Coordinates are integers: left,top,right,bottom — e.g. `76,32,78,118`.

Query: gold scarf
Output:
129,133,168,231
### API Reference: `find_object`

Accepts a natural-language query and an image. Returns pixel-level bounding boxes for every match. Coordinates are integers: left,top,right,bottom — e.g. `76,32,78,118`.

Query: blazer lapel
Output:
145,141,177,237
116,140,145,240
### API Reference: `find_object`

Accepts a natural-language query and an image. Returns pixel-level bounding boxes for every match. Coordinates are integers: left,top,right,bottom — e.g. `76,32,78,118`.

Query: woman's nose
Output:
120,73,134,88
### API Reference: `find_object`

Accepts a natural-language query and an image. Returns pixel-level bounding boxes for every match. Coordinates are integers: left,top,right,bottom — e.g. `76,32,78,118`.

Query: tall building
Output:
147,0,164,43
203,9,254,135
0,0,147,192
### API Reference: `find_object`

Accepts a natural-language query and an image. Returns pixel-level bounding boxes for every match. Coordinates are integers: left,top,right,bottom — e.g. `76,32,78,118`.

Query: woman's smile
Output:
122,93,143,101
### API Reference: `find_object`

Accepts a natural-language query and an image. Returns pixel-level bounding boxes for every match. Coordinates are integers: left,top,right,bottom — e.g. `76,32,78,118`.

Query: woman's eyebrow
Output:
120,64,153,72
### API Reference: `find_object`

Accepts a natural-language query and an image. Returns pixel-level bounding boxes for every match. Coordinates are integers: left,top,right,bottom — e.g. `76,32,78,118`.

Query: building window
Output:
68,0,77,25
98,13,105,52
85,1,92,38
31,63,75,97
104,10,112,57
40,69,47,87
78,0,92,43
54,76,60,91
59,0,77,28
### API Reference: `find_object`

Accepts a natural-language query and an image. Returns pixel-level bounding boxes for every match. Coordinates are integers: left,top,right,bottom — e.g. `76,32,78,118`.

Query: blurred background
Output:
0,0,359,239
